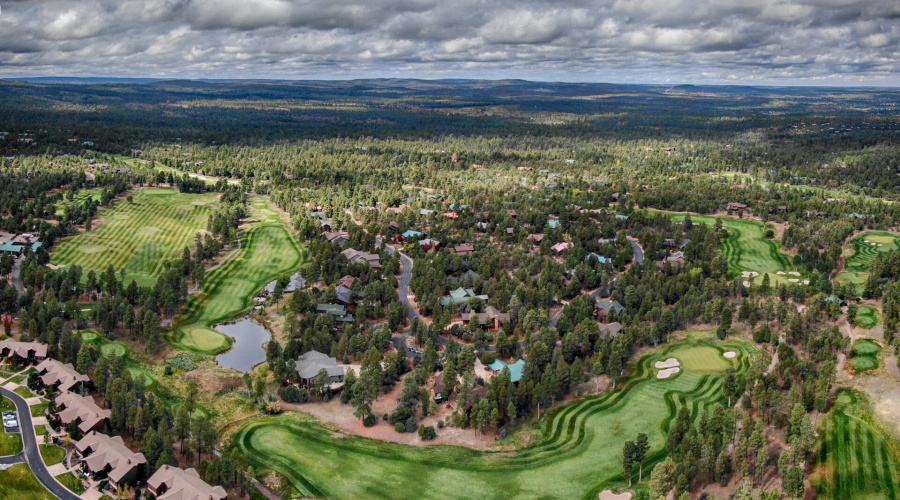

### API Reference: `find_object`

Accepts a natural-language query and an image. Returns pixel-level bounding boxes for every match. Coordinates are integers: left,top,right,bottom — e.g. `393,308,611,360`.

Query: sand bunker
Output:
788,271,801,276
802,280,810,285
741,271,759,278
657,367,680,379
743,281,752,287
599,492,632,500
788,278,799,283
723,351,737,359
655,358,681,369
776,271,786,275
879,244,884,247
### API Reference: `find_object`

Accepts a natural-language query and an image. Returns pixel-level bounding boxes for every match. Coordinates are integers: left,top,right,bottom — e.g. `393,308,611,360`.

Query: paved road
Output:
0,387,80,500
10,258,25,294
627,237,644,265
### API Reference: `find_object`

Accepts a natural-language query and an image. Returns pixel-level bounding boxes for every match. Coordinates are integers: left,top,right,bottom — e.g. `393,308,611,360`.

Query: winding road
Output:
627,236,644,265
0,386,80,500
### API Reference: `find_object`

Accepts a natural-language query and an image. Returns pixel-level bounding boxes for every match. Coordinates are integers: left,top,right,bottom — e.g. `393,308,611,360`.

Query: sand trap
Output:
802,280,810,285
655,358,680,369
776,271,786,275
741,271,759,278
743,281,752,287
788,278,799,283
600,492,632,500
657,367,680,379
788,271,801,276
879,244,884,247
723,351,737,359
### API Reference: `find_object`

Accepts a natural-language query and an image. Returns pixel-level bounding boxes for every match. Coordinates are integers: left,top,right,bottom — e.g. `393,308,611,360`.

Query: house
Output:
546,219,560,229
663,238,690,251
399,229,424,241
0,339,48,364
615,214,629,221
527,233,545,244
341,248,382,269
432,373,448,403
147,465,227,500
551,242,573,253
56,392,111,434
461,306,511,330
417,238,441,251
338,275,356,288
585,253,611,264
476,222,491,232
294,351,345,388
451,243,475,257
388,221,401,232
847,213,868,220
75,431,146,489
449,270,482,285
439,287,488,306
335,286,354,305
486,359,525,383
657,251,686,268
598,322,623,339
443,211,459,219
726,202,749,212
507,209,518,218
419,209,435,216
316,304,354,323
595,300,625,321
323,231,349,247
35,359,90,392
805,210,827,218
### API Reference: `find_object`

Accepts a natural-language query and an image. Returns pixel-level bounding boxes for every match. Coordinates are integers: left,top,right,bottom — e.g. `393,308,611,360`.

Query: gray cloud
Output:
0,0,898,84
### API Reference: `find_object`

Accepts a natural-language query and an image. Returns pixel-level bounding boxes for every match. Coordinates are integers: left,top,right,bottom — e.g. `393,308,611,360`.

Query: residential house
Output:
615,214,629,221
527,233,545,244
341,248,382,269
726,202,749,212
75,431,146,489
585,253,611,264
335,286,354,305
338,275,356,288
0,339,48,364
419,209,435,216
316,304,354,323
399,229,423,241
663,239,691,251
461,306,510,330
443,212,459,219
486,359,525,383
294,351,345,388
147,465,227,500
598,322,624,339
451,243,475,257
507,209,518,218
657,251,686,268
847,213,868,220
55,392,111,434
595,299,625,321
551,242,573,254
439,287,488,306
448,270,482,285
418,238,441,251
36,359,90,392
475,222,491,232
323,231,349,247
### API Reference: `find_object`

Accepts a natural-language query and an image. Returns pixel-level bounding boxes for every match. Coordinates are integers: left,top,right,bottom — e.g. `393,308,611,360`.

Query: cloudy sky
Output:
1,0,899,85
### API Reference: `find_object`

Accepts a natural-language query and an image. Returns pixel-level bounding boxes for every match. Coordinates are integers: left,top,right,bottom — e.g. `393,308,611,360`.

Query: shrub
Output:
363,413,377,427
340,389,352,404
277,386,309,403
168,353,198,371
405,417,418,433
418,425,437,440
437,420,444,429
394,422,405,433
481,352,496,365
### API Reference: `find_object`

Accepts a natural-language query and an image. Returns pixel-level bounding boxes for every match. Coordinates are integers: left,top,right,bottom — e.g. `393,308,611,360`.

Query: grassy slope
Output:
815,390,900,500
54,187,104,218
51,188,219,287
168,196,304,354
837,231,900,294
39,444,66,465
0,463,54,500
233,335,755,500
665,212,797,284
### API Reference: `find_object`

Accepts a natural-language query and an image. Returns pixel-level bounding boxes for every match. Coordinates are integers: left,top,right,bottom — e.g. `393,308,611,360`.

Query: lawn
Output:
0,395,14,412
233,335,756,500
54,187,105,218
0,432,23,456
40,444,66,465
50,188,220,287
55,472,87,495
814,390,900,500
0,463,55,500
15,386,33,398
837,232,900,295
30,401,49,417
168,197,305,355
855,305,880,328
662,212,798,285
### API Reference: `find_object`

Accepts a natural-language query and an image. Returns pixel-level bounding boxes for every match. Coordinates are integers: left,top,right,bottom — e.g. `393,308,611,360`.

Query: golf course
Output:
837,231,900,294
815,389,900,500
51,188,219,287
664,212,798,285
232,334,756,499
167,196,305,354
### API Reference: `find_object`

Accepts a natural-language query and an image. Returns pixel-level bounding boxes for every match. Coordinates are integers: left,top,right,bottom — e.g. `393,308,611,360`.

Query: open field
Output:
814,390,900,500
838,232,900,295
0,463,54,500
233,334,755,499
51,188,219,287
663,212,798,284
168,196,304,354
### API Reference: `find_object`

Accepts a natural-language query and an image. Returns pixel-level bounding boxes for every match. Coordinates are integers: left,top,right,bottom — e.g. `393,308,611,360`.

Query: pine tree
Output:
622,439,636,486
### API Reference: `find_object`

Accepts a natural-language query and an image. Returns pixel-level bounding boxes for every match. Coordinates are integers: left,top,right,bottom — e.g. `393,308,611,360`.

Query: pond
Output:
214,318,272,372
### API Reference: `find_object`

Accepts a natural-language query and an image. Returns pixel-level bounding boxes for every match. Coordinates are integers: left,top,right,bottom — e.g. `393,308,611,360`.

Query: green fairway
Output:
838,232,900,295
54,187,105,218
815,390,900,500
0,463,54,500
233,336,756,499
855,306,880,328
663,213,797,284
51,188,219,287
850,339,881,372
168,197,304,354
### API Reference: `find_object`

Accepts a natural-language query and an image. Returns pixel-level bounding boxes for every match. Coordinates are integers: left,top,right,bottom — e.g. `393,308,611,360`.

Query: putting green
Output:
168,197,305,355
837,232,900,294
855,306,879,328
849,339,881,373
51,188,219,287
80,331,98,342
233,336,756,499
100,342,126,357
814,390,900,499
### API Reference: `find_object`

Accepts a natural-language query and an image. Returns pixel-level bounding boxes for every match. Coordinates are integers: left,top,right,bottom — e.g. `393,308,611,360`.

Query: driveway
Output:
627,237,644,265
0,386,80,500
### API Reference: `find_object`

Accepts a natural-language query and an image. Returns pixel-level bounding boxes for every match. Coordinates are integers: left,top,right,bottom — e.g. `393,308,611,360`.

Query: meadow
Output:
167,196,305,354
232,334,755,499
837,231,900,294
664,213,798,285
814,390,900,500
51,188,219,287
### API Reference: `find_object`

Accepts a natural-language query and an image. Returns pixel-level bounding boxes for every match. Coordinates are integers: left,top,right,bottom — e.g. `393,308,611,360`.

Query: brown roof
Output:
338,275,356,288
147,465,228,500
461,306,510,326
75,431,146,484
57,392,110,433
527,233,544,243
36,359,90,392
341,248,382,269
0,339,48,359
452,243,475,256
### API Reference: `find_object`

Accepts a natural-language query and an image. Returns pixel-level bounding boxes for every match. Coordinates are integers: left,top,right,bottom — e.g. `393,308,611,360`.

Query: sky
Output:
1,0,899,86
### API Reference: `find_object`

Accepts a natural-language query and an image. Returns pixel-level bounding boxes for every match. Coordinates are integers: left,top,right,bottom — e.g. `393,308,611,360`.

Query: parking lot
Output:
2,410,19,434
